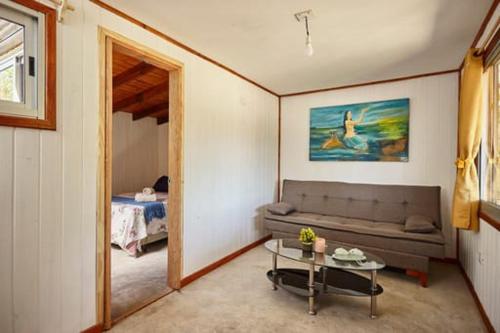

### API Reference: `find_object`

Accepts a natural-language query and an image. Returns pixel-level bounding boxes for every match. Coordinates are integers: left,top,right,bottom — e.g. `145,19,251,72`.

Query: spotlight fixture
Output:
295,10,314,56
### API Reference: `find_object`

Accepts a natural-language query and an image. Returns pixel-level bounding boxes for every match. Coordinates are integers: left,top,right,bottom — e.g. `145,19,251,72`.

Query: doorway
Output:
97,28,184,330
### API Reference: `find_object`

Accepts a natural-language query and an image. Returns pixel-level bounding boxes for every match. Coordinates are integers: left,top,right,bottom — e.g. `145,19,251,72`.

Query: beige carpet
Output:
110,245,485,332
111,240,170,319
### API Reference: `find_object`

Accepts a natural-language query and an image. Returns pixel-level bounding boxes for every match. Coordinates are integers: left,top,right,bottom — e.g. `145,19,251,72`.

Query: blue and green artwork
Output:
310,98,409,161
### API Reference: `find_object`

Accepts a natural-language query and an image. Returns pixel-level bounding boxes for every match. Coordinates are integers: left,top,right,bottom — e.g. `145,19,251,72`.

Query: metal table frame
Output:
271,252,380,318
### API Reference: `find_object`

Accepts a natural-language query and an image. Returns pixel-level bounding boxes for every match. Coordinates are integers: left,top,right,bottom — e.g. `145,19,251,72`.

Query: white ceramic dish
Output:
332,253,367,261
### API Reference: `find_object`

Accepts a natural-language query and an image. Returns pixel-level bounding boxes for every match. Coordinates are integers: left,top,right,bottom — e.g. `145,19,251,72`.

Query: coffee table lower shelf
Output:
266,268,383,317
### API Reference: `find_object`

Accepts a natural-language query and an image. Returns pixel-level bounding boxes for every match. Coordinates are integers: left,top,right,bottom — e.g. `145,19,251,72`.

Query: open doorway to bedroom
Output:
110,45,170,321
98,28,184,329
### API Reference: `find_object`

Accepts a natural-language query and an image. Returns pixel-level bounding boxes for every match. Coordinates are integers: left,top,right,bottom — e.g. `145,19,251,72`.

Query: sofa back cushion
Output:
281,180,441,228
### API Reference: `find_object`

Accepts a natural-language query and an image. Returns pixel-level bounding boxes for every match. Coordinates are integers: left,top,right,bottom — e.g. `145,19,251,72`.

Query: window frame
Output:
479,30,500,230
0,4,37,116
0,0,56,130
0,49,22,102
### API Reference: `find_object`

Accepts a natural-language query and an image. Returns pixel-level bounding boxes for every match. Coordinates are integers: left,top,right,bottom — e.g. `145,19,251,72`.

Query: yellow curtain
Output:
452,49,483,231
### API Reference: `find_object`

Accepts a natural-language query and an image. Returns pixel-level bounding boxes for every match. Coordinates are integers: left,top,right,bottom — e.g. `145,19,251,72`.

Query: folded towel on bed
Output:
142,187,155,195
112,196,166,223
135,193,157,202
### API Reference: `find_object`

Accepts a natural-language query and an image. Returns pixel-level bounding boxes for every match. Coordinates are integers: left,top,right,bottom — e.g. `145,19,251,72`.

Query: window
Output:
481,52,500,209
0,0,56,130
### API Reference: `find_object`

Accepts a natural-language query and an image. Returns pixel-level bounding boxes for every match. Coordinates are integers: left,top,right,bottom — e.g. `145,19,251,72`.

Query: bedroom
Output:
109,46,171,321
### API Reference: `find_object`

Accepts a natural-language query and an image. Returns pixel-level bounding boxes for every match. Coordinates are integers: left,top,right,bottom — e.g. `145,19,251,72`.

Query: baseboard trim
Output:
458,262,495,333
180,234,272,288
81,323,103,333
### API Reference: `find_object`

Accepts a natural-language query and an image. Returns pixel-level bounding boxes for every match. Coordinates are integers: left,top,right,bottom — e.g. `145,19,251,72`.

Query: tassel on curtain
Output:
452,49,483,231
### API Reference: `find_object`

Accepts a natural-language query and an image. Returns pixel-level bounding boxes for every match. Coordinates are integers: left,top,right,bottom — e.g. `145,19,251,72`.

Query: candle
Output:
314,237,326,253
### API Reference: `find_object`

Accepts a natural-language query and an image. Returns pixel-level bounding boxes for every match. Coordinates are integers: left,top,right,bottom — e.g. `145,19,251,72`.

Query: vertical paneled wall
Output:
280,73,459,257
0,49,77,332
0,2,85,330
158,123,169,178
112,112,166,195
460,222,500,331
0,0,279,332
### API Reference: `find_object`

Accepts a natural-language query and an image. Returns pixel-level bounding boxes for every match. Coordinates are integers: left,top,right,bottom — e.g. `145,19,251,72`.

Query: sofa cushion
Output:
265,211,445,245
266,202,295,216
264,218,445,258
405,215,436,233
280,180,441,228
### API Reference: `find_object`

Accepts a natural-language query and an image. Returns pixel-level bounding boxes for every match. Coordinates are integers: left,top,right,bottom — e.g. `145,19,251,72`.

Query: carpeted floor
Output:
111,240,170,319
110,245,485,332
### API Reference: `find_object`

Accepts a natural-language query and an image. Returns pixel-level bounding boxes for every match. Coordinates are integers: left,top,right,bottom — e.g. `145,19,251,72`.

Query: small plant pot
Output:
302,242,313,252
302,250,313,259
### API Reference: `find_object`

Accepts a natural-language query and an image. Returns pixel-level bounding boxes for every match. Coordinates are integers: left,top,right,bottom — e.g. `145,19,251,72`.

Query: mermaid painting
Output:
310,98,409,161
342,108,368,150
320,108,369,151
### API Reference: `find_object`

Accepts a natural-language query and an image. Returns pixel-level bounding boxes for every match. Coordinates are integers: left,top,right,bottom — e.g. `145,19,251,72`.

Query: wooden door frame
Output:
96,27,184,329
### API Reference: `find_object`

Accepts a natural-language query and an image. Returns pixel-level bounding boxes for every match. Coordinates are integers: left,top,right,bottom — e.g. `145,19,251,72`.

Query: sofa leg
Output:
406,270,428,287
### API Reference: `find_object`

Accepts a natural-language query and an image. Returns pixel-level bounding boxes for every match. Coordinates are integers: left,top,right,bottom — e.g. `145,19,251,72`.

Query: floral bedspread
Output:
111,193,168,256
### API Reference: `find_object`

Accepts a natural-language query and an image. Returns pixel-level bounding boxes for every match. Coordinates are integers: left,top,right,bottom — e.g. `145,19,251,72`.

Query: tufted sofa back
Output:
281,179,441,229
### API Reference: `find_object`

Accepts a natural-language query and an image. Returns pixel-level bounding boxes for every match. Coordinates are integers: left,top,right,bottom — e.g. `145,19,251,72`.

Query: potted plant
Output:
299,227,317,252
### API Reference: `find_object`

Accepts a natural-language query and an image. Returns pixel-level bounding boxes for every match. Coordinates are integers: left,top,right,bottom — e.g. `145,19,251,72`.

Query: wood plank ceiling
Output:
112,48,169,124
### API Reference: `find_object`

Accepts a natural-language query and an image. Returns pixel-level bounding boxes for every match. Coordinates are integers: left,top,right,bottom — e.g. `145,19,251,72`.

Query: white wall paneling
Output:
158,123,168,178
112,112,167,195
0,127,14,333
39,129,63,333
280,73,459,258
460,222,500,331
0,0,278,331
13,130,41,333
60,1,84,331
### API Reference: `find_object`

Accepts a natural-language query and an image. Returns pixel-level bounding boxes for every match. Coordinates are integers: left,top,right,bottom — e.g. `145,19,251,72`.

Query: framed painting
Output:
309,98,409,161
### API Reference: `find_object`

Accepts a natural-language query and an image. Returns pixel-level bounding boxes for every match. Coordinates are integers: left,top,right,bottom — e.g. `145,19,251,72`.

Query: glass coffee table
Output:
265,239,385,317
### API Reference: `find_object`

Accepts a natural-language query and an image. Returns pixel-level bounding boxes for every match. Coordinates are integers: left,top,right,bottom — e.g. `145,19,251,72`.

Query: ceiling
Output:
0,19,23,60
113,48,169,124
105,0,493,95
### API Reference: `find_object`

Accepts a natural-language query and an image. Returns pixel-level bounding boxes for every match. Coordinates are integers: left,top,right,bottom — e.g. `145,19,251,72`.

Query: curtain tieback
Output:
455,158,474,175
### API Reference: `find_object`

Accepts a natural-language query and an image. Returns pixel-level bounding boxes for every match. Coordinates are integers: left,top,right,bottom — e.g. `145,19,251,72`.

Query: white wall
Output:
281,72,458,258
460,220,500,331
112,112,165,195
0,1,278,331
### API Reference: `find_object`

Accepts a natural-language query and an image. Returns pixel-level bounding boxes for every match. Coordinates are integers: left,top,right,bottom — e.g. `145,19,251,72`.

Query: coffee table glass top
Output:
265,239,385,271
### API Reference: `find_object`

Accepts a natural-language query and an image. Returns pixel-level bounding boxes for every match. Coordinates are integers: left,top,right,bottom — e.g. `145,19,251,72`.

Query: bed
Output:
111,192,168,256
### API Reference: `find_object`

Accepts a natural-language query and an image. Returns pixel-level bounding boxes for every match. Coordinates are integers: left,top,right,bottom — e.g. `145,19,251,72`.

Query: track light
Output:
295,10,314,57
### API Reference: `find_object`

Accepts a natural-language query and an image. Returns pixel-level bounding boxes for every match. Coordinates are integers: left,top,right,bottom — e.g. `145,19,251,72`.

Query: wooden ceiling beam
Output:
113,61,156,88
113,80,168,111
133,102,169,121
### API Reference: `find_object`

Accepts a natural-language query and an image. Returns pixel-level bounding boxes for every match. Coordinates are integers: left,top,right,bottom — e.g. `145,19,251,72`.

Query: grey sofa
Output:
264,179,446,286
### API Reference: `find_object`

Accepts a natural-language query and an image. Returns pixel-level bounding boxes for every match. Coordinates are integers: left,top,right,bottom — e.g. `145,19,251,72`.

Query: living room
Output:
0,1,499,332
